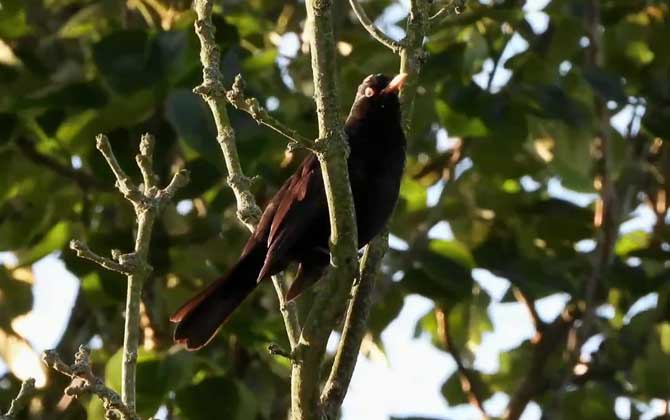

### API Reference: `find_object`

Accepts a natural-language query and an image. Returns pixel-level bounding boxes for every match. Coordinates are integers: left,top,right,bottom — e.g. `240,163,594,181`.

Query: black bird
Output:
171,73,407,350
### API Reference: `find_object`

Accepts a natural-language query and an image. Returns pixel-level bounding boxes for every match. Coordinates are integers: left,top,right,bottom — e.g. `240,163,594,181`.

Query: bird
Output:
171,73,408,350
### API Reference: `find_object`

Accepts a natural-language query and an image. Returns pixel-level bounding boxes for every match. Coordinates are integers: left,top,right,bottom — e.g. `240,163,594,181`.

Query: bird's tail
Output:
170,247,266,350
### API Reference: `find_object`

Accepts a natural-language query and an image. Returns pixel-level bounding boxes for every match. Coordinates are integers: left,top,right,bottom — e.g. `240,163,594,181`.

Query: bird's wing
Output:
256,154,327,280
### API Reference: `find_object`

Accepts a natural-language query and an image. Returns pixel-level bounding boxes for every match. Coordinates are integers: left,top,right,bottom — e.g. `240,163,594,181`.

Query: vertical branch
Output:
192,0,301,349
399,0,430,134
54,133,189,415
291,0,360,418
318,0,436,416
320,233,388,416
192,0,261,230
580,0,615,347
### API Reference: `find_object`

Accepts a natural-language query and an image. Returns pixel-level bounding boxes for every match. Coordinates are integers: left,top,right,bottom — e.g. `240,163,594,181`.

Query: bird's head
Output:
348,73,408,124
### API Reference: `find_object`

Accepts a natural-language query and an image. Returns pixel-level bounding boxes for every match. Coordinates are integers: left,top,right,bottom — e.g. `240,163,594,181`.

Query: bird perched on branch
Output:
171,73,408,350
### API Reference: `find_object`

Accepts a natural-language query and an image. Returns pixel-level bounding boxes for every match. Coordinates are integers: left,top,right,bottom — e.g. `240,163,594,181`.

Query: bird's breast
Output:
348,139,405,246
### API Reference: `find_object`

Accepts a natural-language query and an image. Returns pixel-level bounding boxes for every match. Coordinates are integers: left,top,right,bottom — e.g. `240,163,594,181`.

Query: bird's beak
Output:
381,73,409,94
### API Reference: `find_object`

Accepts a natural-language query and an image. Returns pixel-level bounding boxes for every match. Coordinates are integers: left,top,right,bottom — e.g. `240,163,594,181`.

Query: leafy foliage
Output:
1,0,669,419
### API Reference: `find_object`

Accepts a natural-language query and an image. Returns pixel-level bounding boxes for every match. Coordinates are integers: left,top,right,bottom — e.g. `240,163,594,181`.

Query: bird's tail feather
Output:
170,247,266,350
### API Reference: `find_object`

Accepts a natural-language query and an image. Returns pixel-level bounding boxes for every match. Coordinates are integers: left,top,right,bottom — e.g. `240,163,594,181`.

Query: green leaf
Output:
399,177,427,213
403,245,473,300
175,376,241,420
435,99,488,138
429,240,476,270
16,221,73,266
615,230,649,257
560,384,617,420
0,0,32,38
242,50,278,73
93,30,162,93
165,89,223,170
632,323,670,399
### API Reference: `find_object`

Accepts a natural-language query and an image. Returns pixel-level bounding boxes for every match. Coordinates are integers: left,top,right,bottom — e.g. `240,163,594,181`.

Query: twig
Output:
348,0,404,54
291,0,361,418
428,0,467,31
268,343,294,360
436,307,489,420
70,133,189,411
320,233,388,417
0,378,35,420
70,240,132,275
512,287,545,335
42,346,141,420
192,0,301,349
222,75,314,150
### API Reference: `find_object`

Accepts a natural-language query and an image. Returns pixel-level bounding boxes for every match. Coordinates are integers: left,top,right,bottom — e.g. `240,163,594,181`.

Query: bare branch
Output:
69,240,132,275
42,346,141,420
72,133,189,411
1,378,35,420
222,74,314,150
192,0,300,349
95,134,145,205
399,0,431,134
191,1,262,230
348,0,403,54
136,133,156,191
290,0,361,418
429,0,466,22
319,0,434,415
320,233,388,416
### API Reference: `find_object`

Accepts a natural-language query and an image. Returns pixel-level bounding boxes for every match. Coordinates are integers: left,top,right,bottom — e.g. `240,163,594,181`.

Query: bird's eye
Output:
364,87,375,97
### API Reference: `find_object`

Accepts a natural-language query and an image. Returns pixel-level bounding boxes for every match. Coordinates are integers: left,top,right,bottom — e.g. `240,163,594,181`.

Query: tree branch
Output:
427,0,467,30
69,239,132,275
320,233,388,416
291,0,361,418
192,0,263,230
222,75,314,150
512,287,545,335
66,133,188,411
436,307,489,420
503,305,581,420
318,0,437,415
556,0,635,407
0,378,35,420
399,0,431,134
42,346,141,420
348,0,403,54
192,0,301,350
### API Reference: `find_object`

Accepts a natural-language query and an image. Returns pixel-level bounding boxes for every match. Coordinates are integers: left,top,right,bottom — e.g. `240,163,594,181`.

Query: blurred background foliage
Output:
0,0,669,419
